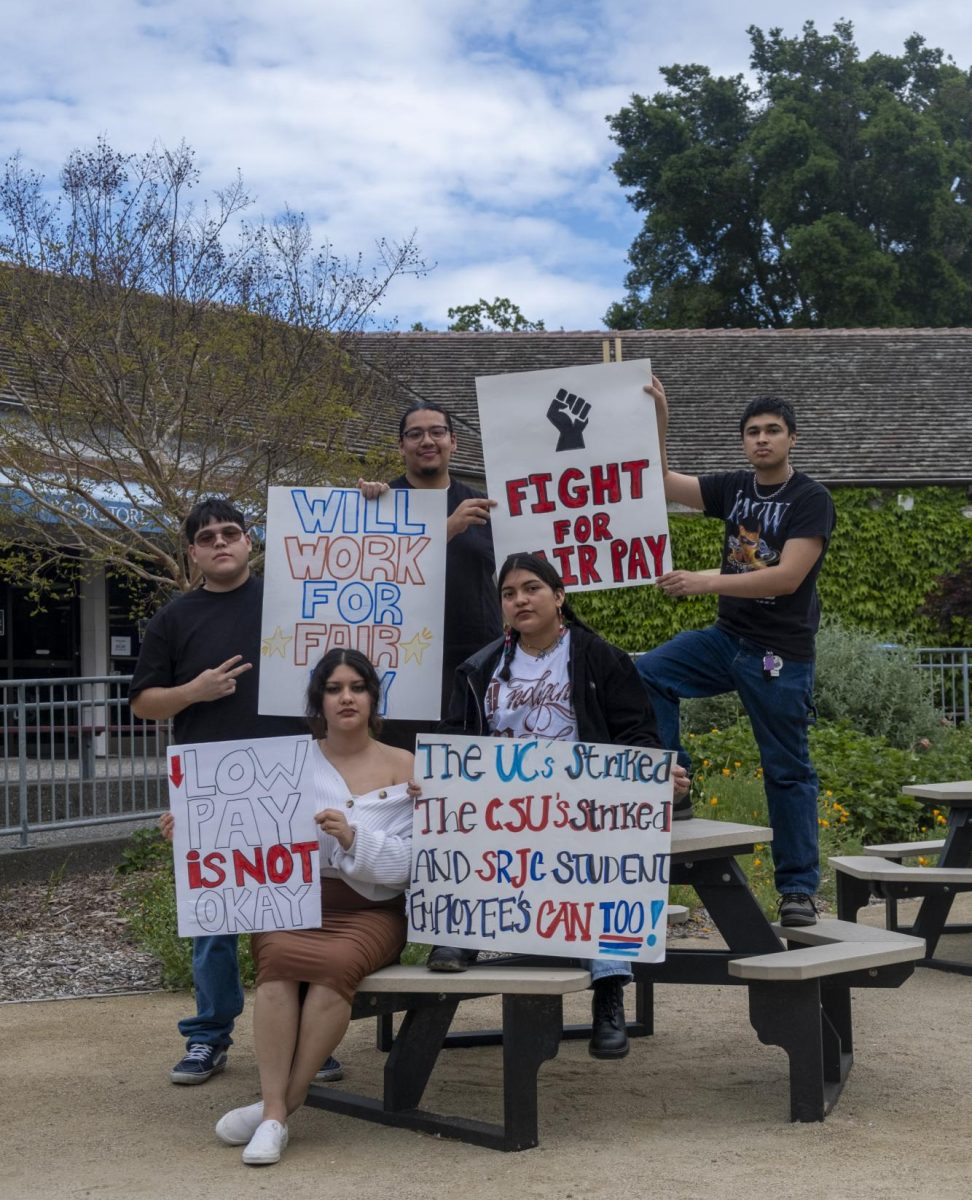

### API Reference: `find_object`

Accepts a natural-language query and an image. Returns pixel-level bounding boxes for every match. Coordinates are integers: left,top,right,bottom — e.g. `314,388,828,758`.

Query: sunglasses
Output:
193,525,246,547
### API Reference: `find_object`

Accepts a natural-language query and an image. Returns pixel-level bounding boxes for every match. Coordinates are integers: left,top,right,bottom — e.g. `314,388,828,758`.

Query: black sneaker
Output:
672,792,694,821
170,1043,228,1085
589,976,629,1059
426,945,479,972
314,1055,343,1083
778,892,818,928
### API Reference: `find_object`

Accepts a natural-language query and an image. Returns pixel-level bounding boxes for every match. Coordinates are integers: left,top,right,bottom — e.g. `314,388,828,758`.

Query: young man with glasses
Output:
130,498,343,1085
360,402,503,971
360,401,503,710
636,377,836,928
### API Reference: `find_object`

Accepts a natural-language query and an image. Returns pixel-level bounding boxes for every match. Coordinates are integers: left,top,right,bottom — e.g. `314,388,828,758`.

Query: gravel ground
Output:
0,868,164,1002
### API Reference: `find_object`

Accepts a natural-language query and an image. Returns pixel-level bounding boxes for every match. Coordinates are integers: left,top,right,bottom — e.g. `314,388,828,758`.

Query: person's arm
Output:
130,655,253,720
645,374,704,510
446,496,497,542
317,788,413,888
655,536,825,599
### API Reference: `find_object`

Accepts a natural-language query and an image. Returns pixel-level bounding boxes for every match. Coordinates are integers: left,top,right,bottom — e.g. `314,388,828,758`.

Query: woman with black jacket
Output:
428,552,690,1060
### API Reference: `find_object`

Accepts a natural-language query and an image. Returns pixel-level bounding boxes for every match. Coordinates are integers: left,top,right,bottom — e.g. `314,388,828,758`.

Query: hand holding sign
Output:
547,387,591,452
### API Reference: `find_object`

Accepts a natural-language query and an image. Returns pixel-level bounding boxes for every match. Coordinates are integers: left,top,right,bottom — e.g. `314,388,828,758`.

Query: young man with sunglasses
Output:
130,498,343,1085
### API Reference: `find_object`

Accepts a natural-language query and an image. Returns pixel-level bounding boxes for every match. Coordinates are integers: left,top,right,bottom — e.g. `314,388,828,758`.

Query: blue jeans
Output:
637,625,820,895
177,934,244,1049
583,959,632,983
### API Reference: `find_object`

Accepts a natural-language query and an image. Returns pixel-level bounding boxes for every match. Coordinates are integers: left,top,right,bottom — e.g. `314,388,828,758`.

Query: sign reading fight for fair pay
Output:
258,485,447,719
409,734,674,962
168,735,321,938
476,358,671,591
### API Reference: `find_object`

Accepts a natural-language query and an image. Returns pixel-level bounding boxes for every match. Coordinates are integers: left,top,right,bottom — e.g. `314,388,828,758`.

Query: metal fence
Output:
915,647,972,727
2,648,970,848
1,674,169,848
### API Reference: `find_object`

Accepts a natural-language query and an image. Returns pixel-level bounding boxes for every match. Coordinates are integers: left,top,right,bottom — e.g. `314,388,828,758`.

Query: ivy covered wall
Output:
572,486,972,650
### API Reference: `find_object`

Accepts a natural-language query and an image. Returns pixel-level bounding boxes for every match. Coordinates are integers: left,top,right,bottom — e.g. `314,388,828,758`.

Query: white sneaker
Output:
242,1119,289,1166
215,1102,264,1146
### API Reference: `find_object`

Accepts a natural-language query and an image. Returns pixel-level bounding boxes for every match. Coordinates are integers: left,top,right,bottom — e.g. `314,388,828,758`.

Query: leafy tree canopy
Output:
0,138,424,599
447,296,545,331
605,21,972,329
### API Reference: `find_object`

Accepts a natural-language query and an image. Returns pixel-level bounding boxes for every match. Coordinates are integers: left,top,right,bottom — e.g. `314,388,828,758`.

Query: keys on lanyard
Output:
762,652,783,680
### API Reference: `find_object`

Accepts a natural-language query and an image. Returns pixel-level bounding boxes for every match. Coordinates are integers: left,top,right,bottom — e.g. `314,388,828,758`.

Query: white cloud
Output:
2,0,971,330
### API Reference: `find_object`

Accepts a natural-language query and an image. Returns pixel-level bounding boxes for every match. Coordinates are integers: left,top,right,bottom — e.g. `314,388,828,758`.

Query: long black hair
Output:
495,552,592,682
305,648,383,738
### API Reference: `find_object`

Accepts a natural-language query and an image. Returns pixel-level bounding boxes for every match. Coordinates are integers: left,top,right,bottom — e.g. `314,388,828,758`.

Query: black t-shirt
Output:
699,470,836,660
388,475,502,689
129,574,307,745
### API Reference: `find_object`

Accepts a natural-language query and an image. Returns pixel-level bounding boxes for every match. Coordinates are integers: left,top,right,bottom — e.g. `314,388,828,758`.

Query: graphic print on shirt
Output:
727,520,779,571
485,667,574,739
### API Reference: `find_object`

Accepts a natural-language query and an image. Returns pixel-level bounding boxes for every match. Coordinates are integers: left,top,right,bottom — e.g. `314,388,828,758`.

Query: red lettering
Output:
621,459,650,498
266,844,294,883
592,511,612,540
290,841,318,883
551,544,579,586
528,472,555,513
476,849,498,883
577,544,601,585
507,477,529,517
552,519,572,545
645,534,668,576
610,538,627,583
558,467,587,509
201,851,226,888
186,850,202,890
233,846,266,886
590,462,621,505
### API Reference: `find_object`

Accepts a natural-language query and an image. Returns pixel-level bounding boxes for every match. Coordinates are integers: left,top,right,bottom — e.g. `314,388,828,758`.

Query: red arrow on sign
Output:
169,755,184,789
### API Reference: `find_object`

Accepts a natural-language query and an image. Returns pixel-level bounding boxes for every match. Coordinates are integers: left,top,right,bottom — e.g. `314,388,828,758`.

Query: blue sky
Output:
2,0,970,331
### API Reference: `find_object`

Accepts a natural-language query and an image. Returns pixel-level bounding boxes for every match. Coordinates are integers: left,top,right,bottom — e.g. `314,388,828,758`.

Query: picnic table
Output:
303,817,923,1150
833,779,972,974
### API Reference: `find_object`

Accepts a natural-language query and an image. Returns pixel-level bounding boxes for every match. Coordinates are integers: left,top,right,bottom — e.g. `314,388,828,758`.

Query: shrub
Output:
813,619,939,747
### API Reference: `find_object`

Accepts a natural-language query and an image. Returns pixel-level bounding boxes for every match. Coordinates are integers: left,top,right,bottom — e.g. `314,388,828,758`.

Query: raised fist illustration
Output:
547,387,591,451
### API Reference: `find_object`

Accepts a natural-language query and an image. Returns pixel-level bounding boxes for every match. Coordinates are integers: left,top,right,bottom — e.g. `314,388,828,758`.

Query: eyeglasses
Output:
194,525,245,547
401,425,451,443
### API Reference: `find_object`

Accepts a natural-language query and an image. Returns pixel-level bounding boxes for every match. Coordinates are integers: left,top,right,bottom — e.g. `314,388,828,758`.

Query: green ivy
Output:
573,486,972,649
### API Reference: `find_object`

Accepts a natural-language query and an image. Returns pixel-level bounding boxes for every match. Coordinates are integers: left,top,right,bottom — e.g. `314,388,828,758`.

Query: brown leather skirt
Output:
251,878,406,1003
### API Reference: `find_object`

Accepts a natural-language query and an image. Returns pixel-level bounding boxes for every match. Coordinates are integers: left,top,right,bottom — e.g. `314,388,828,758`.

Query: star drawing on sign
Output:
261,626,293,658
400,628,434,665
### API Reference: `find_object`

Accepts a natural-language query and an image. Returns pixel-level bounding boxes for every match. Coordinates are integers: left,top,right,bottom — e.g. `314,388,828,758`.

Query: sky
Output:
2,0,971,332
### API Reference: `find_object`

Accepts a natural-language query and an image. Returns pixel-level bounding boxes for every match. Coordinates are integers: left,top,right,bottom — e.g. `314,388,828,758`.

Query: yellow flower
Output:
753,858,762,868
819,818,830,827
710,728,720,734
721,767,731,777
825,790,833,798
734,760,742,768
702,759,711,767
709,796,719,806
936,815,947,826
918,856,928,866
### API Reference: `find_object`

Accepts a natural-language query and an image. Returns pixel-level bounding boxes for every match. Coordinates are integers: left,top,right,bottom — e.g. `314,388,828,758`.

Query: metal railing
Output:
2,648,970,848
1,674,169,848
915,647,971,726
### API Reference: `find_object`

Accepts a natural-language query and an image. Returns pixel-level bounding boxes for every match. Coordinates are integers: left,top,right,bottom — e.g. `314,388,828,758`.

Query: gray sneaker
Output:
778,893,818,927
170,1043,227,1084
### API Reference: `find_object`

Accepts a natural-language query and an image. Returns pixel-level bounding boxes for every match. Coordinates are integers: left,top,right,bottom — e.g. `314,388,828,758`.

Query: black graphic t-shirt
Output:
699,470,836,660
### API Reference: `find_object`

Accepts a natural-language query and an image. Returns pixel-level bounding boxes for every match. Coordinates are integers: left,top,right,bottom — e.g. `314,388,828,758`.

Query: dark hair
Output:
495,552,591,681
398,400,455,439
738,397,797,436
184,497,248,544
305,648,382,738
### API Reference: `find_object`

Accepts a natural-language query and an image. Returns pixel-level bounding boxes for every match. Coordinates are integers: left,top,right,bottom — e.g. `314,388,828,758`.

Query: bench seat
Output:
729,921,924,982
304,964,592,1152
830,854,972,886
862,839,945,859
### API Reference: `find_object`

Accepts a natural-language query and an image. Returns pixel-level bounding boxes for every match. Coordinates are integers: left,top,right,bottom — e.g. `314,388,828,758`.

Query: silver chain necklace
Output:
752,464,794,502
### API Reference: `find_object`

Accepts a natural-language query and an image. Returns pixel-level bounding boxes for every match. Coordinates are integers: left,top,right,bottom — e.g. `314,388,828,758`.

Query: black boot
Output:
589,976,629,1059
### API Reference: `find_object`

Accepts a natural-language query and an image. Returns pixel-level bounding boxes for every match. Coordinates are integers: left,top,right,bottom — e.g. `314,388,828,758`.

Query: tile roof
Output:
357,328,972,488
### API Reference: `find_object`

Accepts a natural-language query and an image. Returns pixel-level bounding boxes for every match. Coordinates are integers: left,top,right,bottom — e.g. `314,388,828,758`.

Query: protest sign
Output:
476,358,671,592
258,485,447,718
409,734,674,962
168,734,321,938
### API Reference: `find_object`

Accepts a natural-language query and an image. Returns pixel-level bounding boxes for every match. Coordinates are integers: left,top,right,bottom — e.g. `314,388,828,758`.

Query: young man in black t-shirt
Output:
130,498,340,1084
636,377,836,927
359,400,503,971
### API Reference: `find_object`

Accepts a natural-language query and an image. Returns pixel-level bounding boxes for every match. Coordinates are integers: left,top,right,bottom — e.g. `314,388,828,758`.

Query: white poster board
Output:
258,485,447,718
409,734,674,962
168,735,321,938
477,358,671,591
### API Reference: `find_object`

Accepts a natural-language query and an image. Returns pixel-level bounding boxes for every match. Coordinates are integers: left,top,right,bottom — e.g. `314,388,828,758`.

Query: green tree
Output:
0,139,422,599
605,21,972,329
447,296,545,331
